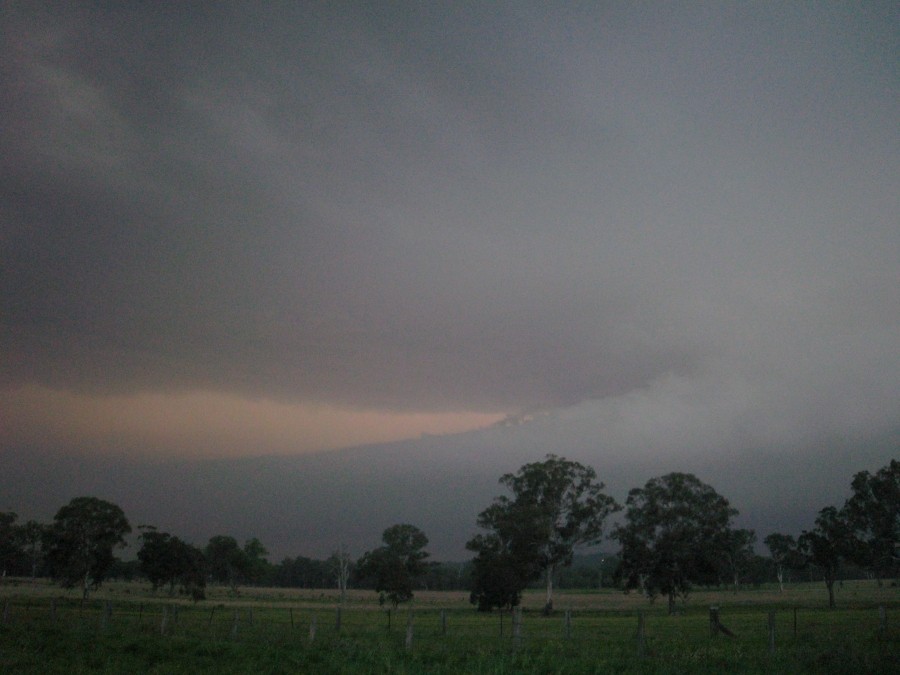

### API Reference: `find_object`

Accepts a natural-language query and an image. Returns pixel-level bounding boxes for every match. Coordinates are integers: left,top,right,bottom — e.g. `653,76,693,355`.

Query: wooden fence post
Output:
879,605,886,635
565,609,572,639
160,605,169,636
709,606,736,638
405,611,414,651
768,610,776,655
309,614,317,642
793,607,798,639
637,611,646,657
230,609,239,639
440,609,447,636
513,607,522,650
207,605,216,628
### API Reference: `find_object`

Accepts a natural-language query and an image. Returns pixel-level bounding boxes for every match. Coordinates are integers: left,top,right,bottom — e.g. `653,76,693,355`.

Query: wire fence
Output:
1,595,895,663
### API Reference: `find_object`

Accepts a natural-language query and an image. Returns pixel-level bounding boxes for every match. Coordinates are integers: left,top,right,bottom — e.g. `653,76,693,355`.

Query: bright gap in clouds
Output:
2,385,504,460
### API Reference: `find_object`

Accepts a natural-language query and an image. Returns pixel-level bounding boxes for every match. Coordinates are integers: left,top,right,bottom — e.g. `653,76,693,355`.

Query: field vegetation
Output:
1,578,897,673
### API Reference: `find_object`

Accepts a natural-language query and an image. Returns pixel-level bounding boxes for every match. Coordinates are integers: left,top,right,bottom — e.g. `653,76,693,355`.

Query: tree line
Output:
0,457,895,612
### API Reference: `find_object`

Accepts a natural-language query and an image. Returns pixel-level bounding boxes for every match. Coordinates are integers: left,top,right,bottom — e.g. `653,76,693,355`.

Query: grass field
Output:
1,579,897,673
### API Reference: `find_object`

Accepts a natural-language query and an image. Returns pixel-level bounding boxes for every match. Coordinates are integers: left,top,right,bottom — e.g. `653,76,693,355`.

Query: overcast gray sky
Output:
1,2,897,550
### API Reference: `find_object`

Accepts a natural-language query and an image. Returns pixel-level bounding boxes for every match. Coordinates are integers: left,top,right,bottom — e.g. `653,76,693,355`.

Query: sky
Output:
1,3,898,558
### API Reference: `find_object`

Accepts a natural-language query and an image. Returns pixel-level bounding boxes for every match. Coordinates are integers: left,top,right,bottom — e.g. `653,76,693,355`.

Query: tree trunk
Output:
777,568,784,593
668,591,676,615
826,578,835,609
544,565,554,614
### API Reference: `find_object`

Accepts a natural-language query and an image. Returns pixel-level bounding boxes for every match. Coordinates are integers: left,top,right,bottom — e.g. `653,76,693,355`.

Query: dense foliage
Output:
468,455,619,613
612,472,739,614
44,497,131,599
0,457,895,614
355,524,432,608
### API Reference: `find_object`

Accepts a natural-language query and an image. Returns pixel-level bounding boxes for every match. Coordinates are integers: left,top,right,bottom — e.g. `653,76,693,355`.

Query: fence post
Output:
160,605,169,636
440,609,447,636
405,611,414,651
564,609,572,639
768,610,776,655
309,614,317,642
793,607,797,639
513,607,522,650
2,601,8,624
709,606,735,638
102,600,111,632
637,611,646,657
879,605,886,635
50,598,57,623
230,608,239,639
207,605,216,628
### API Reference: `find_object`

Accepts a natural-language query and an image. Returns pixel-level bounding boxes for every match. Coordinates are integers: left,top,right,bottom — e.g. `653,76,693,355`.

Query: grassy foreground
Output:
1,580,897,673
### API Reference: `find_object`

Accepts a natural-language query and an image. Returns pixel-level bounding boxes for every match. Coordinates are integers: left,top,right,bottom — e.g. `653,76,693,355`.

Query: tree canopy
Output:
798,506,853,608
843,459,899,582
613,472,738,614
137,526,206,600
44,497,131,599
468,455,619,613
356,524,431,608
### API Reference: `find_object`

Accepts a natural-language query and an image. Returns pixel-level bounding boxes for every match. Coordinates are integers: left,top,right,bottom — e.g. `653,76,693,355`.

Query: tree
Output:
843,459,899,583
44,497,131,599
137,526,207,600
356,524,431,608
612,473,737,614
764,533,803,592
0,512,19,579
242,537,271,585
718,528,756,594
327,544,353,603
798,506,853,609
466,532,532,611
18,521,47,581
205,535,249,593
470,455,619,613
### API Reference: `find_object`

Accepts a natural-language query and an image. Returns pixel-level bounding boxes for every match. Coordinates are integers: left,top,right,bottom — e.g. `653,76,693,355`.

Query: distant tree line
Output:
0,458,895,611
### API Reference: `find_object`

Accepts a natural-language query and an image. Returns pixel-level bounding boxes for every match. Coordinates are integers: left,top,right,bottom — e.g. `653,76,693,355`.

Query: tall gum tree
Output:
613,472,738,615
44,497,131,600
471,455,620,614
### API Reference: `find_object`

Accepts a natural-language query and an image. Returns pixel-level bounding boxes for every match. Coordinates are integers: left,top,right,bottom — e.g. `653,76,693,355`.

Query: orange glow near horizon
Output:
1,385,505,460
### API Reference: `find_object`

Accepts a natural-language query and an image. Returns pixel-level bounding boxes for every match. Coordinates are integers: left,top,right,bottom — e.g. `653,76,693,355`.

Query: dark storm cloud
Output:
2,1,898,425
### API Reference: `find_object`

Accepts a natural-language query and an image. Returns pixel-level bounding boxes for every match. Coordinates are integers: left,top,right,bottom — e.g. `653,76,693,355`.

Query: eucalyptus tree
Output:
137,526,206,600
356,524,431,608
44,497,131,599
764,532,803,592
799,506,853,609
843,459,899,583
469,455,619,613
613,472,738,614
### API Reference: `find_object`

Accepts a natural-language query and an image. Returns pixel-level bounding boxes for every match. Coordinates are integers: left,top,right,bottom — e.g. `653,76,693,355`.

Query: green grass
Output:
1,580,897,673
